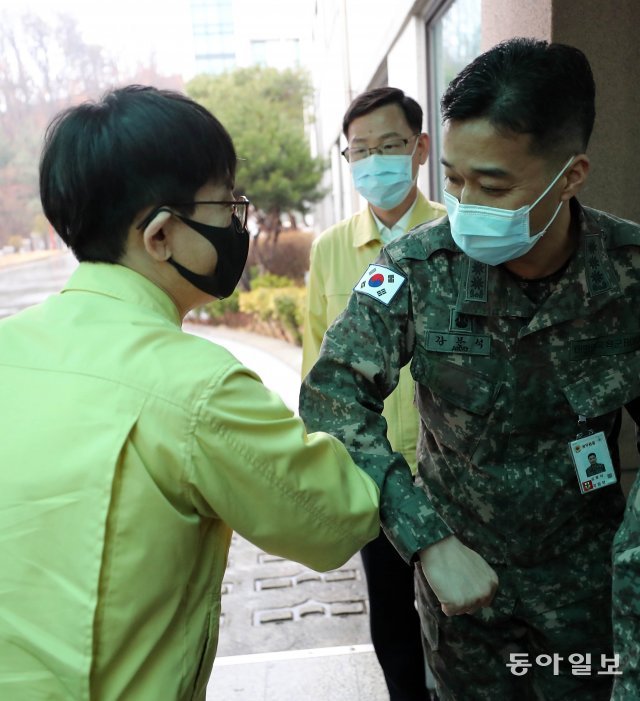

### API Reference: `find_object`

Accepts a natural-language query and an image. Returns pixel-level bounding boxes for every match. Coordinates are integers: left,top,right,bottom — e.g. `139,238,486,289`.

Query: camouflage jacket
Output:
300,200,640,566
612,477,640,699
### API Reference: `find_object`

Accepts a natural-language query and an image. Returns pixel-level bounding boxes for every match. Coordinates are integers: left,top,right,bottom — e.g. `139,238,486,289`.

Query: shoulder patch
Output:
354,264,406,305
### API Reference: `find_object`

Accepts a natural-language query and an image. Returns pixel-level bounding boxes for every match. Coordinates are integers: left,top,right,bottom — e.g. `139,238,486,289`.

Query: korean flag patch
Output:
354,264,406,305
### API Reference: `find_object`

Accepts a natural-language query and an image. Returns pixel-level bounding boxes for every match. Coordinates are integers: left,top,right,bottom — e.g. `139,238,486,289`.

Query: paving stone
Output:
217,534,373,656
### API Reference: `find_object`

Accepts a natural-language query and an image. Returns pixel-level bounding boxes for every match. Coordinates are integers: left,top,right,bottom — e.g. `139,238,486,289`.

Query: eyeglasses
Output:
341,134,420,163
136,195,250,231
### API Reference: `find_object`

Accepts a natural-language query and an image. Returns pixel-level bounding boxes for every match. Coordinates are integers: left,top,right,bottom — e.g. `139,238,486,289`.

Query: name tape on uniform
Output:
354,264,406,305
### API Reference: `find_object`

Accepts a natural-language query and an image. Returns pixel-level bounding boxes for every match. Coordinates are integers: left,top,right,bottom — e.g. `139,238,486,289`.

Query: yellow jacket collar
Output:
352,191,444,249
62,262,182,327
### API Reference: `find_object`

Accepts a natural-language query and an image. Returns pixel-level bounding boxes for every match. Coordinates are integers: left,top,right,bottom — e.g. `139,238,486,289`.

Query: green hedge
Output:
239,285,306,345
197,273,306,345
200,289,240,320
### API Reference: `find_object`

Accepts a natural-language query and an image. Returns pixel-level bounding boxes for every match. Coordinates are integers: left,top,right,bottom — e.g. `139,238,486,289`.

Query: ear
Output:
416,132,430,166
141,209,173,262
560,154,590,201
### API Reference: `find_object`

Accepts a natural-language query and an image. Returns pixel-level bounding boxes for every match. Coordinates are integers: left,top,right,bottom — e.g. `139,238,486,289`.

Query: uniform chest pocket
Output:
410,345,502,455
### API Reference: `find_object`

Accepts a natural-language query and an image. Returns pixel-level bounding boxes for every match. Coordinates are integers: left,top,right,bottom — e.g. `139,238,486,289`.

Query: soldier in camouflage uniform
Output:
612,480,640,700
300,38,640,700
612,399,640,701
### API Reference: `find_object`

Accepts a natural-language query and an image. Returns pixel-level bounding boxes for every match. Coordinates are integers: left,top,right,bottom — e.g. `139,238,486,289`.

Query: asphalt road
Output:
0,251,78,318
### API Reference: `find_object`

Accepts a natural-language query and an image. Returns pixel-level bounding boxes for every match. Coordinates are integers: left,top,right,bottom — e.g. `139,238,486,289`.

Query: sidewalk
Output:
184,323,390,701
0,249,65,270
208,644,388,701
183,322,303,412
206,534,388,701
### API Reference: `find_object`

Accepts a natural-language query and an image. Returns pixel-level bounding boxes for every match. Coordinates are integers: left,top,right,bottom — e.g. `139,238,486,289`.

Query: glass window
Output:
251,40,267,66
191,0,236,75
427,0,481,202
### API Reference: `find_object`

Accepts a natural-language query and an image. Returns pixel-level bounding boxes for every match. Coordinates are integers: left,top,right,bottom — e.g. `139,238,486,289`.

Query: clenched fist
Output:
419,535,499,616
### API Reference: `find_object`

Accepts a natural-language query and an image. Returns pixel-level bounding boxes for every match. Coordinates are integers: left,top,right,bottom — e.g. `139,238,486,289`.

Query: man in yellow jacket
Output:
0,85,380,701
302,87,445,701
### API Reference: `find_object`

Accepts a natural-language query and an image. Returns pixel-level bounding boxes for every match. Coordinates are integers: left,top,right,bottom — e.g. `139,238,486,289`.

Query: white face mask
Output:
350,138,419,210
444,155,574,266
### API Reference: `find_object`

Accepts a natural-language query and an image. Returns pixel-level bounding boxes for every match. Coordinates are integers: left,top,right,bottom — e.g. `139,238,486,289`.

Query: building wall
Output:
482,0,640,224
552,0,640,224
481,0,551,49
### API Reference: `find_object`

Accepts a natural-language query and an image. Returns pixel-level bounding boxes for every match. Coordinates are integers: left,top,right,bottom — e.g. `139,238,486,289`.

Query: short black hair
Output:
441,37,595,158
588,453,597,459
40,85,237,263
342,87,423,138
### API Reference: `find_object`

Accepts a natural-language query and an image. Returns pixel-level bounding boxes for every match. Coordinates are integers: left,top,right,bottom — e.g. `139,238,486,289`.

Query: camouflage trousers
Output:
612,477,640,701
415,533,616,701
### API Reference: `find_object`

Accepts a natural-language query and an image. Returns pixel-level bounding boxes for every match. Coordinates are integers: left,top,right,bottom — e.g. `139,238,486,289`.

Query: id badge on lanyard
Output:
568,415,617,494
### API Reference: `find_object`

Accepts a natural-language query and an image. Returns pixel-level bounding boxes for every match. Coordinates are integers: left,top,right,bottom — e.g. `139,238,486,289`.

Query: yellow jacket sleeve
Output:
189,361,380,572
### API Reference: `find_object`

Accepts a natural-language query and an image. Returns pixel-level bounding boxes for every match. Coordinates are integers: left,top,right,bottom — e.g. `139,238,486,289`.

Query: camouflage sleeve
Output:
299,254,452,563
612,477,640,700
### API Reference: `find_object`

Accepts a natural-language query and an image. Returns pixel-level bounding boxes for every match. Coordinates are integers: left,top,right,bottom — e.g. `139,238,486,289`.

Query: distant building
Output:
189,0,311,75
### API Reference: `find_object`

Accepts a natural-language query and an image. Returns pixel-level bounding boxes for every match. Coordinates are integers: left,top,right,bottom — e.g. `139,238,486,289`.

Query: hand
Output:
418,535,498,616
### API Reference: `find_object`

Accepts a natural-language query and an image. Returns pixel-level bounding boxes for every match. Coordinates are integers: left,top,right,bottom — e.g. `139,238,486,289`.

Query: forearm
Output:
300,325,451,561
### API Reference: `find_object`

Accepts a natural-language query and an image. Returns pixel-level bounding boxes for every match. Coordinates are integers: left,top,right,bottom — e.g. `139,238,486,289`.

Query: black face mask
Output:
167,212,249,299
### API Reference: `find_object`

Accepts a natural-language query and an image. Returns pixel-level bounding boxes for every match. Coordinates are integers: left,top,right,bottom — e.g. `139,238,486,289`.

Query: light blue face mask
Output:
444,155,574,266
350,139,419,210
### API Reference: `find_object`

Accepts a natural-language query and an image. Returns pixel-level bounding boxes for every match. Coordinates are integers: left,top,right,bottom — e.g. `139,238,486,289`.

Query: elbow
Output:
299,521,381,573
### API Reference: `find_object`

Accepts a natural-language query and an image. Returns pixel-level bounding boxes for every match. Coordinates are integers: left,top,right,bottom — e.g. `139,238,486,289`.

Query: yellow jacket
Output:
302,193,445,471
0,262,379,700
